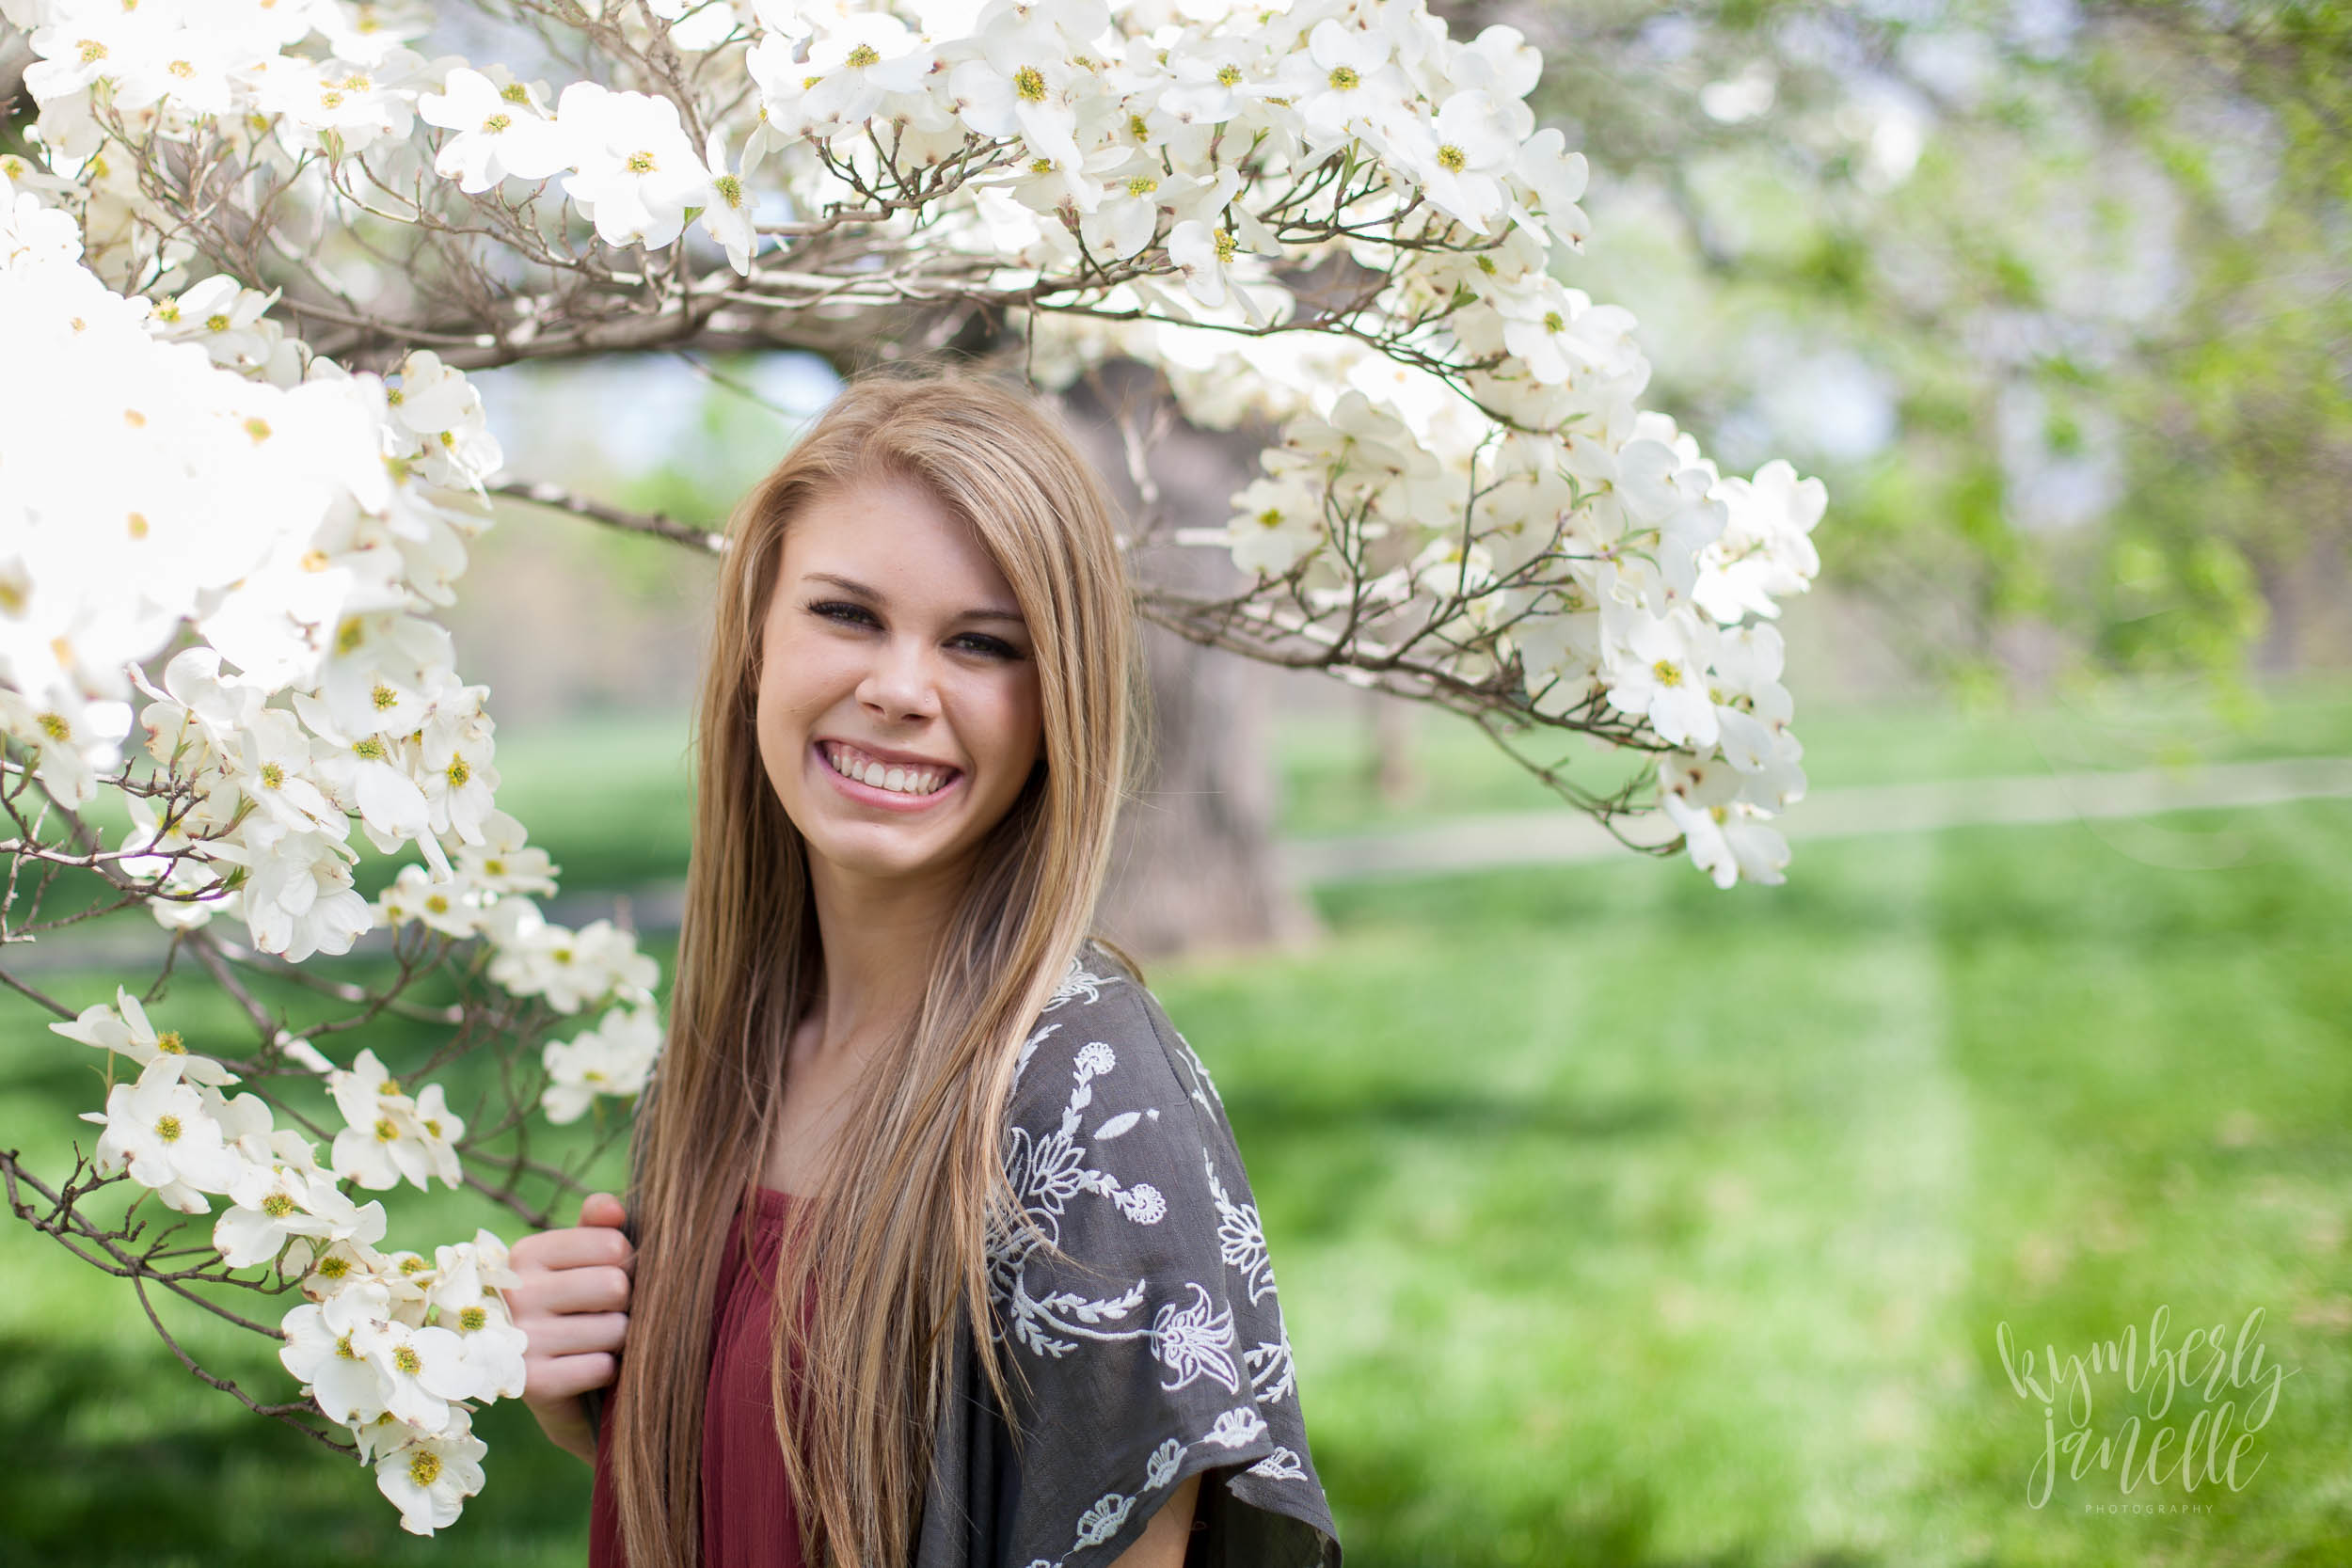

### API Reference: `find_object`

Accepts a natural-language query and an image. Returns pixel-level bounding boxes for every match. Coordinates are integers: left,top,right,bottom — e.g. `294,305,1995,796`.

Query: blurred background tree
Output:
1443,0,2352,701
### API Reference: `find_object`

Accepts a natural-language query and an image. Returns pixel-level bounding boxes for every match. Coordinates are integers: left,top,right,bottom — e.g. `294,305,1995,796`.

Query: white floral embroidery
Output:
1204,1148,1278,1305
1152,1280,1240,1393
1168,1022,1225,1115
1205,1404,1269,1449
1045,950,1114,1013
1073,1491,1136,1548
1114,1181,1166,1224
1247,1447,1308,1481
1246,1323,1297,1403
1012,1021,1062,1087
1143,1436,1185,1490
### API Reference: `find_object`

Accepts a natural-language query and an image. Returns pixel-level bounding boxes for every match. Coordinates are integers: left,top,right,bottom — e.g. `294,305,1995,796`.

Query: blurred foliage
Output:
1451,0,2352,698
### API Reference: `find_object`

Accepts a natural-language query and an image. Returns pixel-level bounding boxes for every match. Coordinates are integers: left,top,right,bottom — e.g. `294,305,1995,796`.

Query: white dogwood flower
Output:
368,1315,474,1431
557,82,716,250
280,1281,395,1424
374,1408,489,1536
215,1163,375,1268
417,67,571,194
541,1003,662,1124
50,988,240,1086
79,1055,245,1212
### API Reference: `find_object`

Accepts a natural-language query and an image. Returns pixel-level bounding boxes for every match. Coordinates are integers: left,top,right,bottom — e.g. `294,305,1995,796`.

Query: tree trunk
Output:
1051,360,1322,963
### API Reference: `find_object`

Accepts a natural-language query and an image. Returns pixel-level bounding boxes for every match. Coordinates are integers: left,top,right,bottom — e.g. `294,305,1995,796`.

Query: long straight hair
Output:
605,364,1148,1568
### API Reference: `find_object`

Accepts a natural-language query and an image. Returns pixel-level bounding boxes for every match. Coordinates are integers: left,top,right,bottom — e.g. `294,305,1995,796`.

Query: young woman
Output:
502,367,1342,1568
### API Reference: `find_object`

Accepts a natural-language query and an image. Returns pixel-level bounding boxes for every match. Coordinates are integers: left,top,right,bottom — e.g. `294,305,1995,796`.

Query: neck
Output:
801,851,972,1065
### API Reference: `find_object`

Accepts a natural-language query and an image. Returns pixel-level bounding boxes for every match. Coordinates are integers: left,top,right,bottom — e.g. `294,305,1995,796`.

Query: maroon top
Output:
590,1186,813,1568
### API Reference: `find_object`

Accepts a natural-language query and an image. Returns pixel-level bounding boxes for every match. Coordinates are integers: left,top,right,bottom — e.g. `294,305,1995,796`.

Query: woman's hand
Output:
506,1191,633,1465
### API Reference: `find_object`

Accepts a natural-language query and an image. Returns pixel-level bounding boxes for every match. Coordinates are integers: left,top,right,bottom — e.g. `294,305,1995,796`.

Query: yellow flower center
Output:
408,1449,442,1487
483,113,511,133
626,150,656,174
1216,64,1242,87
459,1306,487,1332
392,1344,422,1374
1437,143,1467,173
156,1031,185,1054
263,1191,297,1218
1653,660,1682,688
1327,66,1359,91
127,512,150,539
845,42,880,68
1013,66,1047,103
154,1114,183,1142
374,1117,399,1142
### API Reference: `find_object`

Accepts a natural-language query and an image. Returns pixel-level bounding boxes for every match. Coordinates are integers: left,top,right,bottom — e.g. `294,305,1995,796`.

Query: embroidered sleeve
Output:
987,942,1342,1568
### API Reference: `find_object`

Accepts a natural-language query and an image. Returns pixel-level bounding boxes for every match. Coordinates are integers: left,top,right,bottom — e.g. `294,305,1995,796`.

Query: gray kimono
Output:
916,939,1343,1568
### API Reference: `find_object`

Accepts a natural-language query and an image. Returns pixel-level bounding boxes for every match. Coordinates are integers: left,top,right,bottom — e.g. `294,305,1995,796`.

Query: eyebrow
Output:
802,572,1026,626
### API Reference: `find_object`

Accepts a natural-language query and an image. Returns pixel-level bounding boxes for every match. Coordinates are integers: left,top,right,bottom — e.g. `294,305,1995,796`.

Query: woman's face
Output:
755,474,1043,888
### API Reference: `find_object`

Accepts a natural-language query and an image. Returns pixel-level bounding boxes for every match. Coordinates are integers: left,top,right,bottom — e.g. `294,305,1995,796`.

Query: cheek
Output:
984,669,1045,770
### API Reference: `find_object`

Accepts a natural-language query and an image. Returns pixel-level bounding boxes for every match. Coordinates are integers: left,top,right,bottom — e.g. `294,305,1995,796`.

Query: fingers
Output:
528,1352,617,1402
512,1263,631,1317
512,1223,634,1275
524,1309,629,1357
580,1191,628,1230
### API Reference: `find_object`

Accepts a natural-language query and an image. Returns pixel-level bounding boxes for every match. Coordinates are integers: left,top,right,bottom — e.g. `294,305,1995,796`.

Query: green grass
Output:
1152,795,2352,1566
4,698,2349,1564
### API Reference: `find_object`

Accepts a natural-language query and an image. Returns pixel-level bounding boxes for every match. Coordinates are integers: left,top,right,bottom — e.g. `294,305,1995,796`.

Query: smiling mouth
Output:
818,739,961,799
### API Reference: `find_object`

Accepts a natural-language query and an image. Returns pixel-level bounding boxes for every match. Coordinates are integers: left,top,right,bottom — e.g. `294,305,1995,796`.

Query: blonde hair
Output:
604,363,1148,1568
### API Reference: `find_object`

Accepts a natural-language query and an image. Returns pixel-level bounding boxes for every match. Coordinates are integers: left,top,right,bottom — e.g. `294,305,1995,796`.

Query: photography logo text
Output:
1994,1305,2294,1510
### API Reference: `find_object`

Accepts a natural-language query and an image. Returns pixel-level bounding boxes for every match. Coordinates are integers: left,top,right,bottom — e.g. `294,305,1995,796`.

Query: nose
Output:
855,631,943,724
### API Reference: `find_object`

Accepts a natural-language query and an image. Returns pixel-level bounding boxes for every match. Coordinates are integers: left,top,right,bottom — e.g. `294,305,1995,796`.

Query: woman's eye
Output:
952,634,1019,659
808,599,877,626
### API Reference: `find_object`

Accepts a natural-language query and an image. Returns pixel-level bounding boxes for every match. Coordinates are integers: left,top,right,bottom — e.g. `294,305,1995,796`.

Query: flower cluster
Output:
5,157,662,1532
58,990,531,1531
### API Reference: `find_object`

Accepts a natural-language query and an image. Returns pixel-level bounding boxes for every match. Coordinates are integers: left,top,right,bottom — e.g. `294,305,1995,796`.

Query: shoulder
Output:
1005,938,1229,1157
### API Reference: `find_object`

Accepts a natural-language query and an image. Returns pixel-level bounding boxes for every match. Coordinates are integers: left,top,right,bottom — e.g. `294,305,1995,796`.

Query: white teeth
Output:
825,743,950,797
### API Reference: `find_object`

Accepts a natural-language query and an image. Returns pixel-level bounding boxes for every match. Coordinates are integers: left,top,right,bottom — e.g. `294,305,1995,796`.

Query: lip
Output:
815,736,961,771
810,738,964,815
